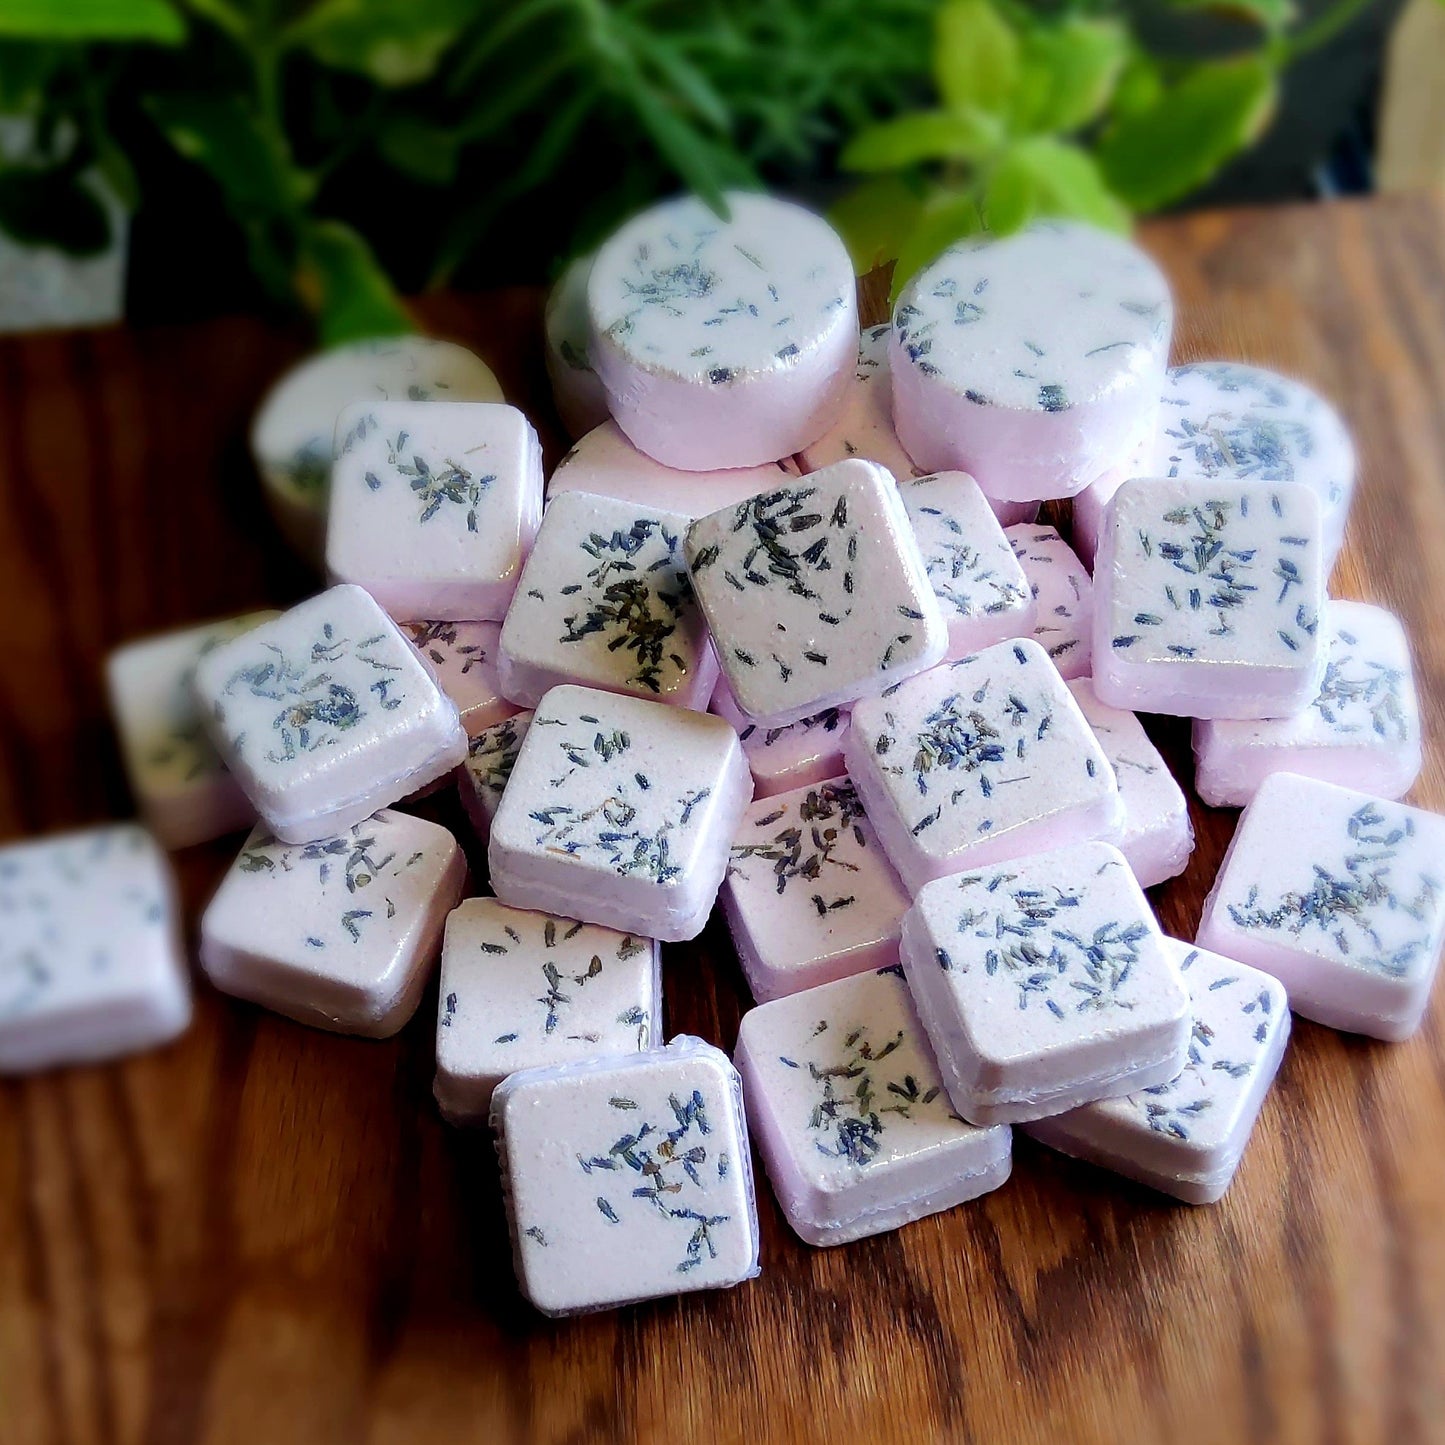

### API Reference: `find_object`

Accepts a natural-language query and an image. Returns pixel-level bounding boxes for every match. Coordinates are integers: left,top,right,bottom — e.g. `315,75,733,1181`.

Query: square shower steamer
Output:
1026,939,1290,1204
0,825,190,1073
844,638,1119,892
193,584,468,844
899,842,1190,1124
1197,773,1445,1041
434,897,660,1122
721,776,911,1002
107,609,278,849
200,810,465,1037
498,490,717,709
735,966,1012,1245
491,1036,760,1315
684,459,947,727
487,685,752,941
1093,478,1327,719
326,400,543,623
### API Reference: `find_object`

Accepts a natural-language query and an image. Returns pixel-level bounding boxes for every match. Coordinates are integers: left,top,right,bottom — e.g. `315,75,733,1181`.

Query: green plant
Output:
833,0,1383,298
0,0,1387,337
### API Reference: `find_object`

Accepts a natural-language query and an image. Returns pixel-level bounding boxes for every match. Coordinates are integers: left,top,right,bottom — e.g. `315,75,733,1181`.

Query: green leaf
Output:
178,0,247,42
1096,55,1278,211
144,93,300,218
933,0,1019,116
829,174,925,273
283,0,474,87
1111,51,1165,120
841,107,1002,172
1008,19,1128,136
627,84,739,215
1164,0,1295,33
376,115,461,186
0,0,183,42
300,220,413,349
889,187,986,303
0,165,111,255
983,136,1130,236
0,41,59,111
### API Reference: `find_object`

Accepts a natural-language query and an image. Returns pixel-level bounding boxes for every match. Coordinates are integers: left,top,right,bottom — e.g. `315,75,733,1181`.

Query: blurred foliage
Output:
0,0,1385,338
836,0,1383,299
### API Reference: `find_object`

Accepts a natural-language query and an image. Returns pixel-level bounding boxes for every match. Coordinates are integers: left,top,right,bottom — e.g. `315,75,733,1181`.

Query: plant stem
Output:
1277,0,1377,60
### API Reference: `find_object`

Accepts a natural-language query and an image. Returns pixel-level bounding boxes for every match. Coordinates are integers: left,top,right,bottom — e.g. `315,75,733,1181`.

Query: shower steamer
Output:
1068,678,1193,889
487,684,752,941
890,221,1172,502
325,400,543,623
405,620,517,739
544,253,610,439
192,584,468,844
1193,600,1421,807
1026,940,1290,1204
491,1035,760,1315
801,324,1036,524
587,191,857,470
548,421,799,520
901,472,1035,661
251,336,502,560
1093,478,1326,719
1197,773,1445,1041
0,825,190,1073
735,967,1011,1246
685,460,947,727
721,777,911,1002
843,639,1119,892
899,842,1190,1125
1006,524,1093,681
1074,361,1356,568
433,897,659,1122
200,810,465,1037
107,609,279,849
710,677,850,800
457,710,533,846
497,491,716,709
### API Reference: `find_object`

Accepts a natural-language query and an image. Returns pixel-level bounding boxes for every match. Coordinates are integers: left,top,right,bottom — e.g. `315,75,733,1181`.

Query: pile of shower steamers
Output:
6,192,1437,1321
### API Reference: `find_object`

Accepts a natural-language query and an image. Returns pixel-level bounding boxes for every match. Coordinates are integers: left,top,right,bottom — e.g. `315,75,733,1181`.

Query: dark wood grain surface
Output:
2,194,1443,1445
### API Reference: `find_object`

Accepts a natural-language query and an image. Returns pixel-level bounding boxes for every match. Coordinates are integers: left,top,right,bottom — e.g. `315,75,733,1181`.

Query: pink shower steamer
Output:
735,967,1011,1246
543,253,611,439
710,677,849,800
548,419,799,520
1026,939,1290,1204
0,825,190,1073
901,471,1035,661
587,192,857,470
199,810,465,1037
433,896,659,1123
1192,599,1421,807
487,684,752,942
684,459,948,728
1006,524,1093,680
191,584,468,845
405,620,517,739
899,842,1190,1125
843,638,1120,892
800,324,1037,524
1073,361,1356,570
1068,678,1193,889
491,1035,761,1315
1197,773,1445,1041
106,610,279,849
497,490,717,709
325,400,543,623
721,776,911,1002
1092,478,1327,720
457,710,533,846
890,222,1171,503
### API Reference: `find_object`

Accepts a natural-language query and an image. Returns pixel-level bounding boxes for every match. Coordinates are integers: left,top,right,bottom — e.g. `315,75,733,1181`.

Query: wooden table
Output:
3,194,1443,1445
